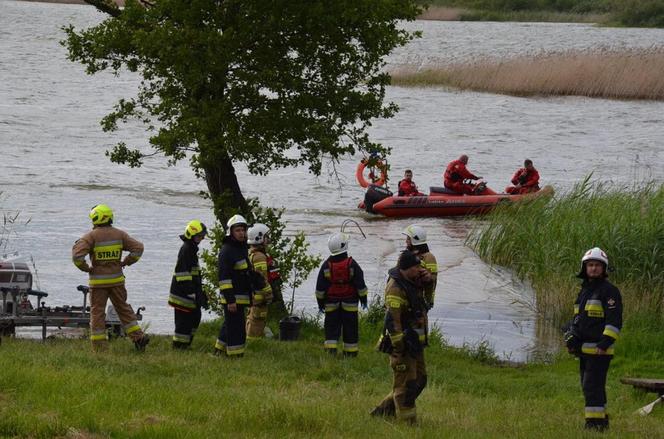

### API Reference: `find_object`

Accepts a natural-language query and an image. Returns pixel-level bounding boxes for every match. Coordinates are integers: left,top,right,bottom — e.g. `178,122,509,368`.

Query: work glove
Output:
361,302,368,311
564,329,582,355
318,307,325,315
389,351,407,371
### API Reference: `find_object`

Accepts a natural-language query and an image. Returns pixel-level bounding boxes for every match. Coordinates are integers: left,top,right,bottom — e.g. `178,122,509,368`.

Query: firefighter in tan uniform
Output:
402,225,438,310
372,251,431,423
246,223,273,339
72,204,149,351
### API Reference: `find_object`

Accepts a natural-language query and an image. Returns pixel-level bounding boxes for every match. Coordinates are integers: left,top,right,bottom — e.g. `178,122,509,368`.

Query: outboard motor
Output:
364,184,393,213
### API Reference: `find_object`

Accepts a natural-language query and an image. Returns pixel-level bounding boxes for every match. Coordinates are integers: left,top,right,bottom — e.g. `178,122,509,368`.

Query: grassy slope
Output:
1,318,663,438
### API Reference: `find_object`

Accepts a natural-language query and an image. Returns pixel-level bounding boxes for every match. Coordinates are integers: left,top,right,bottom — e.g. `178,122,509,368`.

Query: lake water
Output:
2,0,663,360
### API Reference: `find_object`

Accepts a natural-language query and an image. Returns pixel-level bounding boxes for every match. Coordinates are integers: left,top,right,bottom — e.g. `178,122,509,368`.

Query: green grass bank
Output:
417,0,664,27
1,311,663,438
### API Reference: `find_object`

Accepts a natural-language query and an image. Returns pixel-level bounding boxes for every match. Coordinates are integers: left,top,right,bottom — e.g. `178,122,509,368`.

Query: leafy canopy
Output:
64,0,421,176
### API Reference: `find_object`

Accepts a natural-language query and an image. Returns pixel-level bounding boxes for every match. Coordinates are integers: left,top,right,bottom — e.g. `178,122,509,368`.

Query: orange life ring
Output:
356,160,387,188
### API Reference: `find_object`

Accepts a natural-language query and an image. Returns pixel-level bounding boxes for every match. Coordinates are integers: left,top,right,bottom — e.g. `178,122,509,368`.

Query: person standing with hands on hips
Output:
72,204,149,352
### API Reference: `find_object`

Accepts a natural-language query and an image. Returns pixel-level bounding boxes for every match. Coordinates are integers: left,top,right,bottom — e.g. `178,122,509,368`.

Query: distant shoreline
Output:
15,0,462,20
8,0,622,26
18,0,125,5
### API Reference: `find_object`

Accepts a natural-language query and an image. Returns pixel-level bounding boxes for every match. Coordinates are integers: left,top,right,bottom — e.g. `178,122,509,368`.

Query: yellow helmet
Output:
89,204,113,225
184,220,207,240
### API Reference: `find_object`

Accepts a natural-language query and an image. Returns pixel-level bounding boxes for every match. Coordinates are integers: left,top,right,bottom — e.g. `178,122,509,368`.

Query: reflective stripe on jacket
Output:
383,267,428,352
72,225,144,288
249,248,273,305
218,238,253,305
572,278,623,356
169,238,203,310
417,250,438,308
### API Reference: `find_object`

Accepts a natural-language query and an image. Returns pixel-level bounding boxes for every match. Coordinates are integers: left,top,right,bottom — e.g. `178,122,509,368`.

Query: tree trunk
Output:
203,155,248,223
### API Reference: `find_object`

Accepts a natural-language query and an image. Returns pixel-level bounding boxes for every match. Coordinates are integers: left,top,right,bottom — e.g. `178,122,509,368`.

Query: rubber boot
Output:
172,340,189,350
585,417,608,432
134,334,150,351
370,400,396,418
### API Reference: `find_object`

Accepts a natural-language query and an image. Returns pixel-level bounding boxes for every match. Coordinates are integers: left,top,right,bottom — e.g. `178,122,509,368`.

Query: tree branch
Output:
83,0,121,17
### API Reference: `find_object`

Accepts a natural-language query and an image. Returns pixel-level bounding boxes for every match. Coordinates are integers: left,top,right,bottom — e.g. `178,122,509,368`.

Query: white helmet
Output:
226,214,248,236
578,247,609,277
402,224,427,246
248,223,269,245
328,232,350,256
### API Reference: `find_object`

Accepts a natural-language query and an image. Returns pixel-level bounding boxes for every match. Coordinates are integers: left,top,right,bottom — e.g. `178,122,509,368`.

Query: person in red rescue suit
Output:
505,159,540,194
246,223,274,339
564,247,622,432
72,204,149,351
402,225,438,310
214,214,257,357
169,220,208,349
398,169,424,197
443,154,483,194
371,250,432,423
315,232,369,357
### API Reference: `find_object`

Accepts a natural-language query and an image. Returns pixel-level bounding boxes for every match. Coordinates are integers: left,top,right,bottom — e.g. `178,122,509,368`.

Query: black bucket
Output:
279,316,302,341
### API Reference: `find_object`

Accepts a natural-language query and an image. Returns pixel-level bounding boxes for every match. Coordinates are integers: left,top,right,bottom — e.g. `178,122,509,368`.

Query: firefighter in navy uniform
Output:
169,220,207,349
246,223,273,339
564,247,623,432
402,225,438,310
72,204,149,351
315,232,368,357
372,251,432,423
214,215,254,357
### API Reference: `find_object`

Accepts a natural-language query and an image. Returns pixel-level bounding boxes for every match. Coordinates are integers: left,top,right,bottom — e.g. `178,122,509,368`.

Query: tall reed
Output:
390,48,664,100
467,178,664,322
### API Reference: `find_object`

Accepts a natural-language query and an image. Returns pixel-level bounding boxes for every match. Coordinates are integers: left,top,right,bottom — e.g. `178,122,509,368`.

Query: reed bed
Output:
467,178,664,322
418,6,466,20
390,47,664,100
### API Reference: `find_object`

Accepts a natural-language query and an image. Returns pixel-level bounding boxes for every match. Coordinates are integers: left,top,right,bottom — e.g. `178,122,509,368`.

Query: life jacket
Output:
444,160,462,182
267,255,280,283
327,257,355,299
397,179,406,196
398,179,418,196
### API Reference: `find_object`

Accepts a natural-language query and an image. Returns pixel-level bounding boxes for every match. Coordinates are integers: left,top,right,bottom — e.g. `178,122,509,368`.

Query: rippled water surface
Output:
2,0,664,360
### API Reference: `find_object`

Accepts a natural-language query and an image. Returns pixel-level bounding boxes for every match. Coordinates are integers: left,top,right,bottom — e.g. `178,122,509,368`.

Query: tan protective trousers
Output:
89,285,144,348
375,351,427,422
246,304,268,339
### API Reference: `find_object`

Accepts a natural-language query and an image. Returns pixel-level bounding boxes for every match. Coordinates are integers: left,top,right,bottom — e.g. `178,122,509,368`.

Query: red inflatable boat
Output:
360,184,553,218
